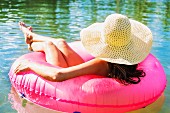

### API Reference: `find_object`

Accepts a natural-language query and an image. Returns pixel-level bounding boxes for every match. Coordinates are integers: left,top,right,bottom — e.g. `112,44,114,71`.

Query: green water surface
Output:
0,0,169,113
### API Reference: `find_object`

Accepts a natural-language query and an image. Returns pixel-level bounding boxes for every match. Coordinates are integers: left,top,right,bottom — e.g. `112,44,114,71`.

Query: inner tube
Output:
9,41,167,113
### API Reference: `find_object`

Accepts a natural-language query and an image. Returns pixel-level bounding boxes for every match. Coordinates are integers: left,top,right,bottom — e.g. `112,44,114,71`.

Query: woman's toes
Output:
20,22,26,27
28,26,33,32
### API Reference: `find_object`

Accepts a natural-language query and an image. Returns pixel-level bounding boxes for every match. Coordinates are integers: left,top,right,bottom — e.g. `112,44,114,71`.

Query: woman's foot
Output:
19,22,33,44
19,22,34,51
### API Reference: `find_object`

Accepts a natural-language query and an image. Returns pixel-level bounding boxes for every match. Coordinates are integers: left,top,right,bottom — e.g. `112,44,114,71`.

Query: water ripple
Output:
0,0,170,113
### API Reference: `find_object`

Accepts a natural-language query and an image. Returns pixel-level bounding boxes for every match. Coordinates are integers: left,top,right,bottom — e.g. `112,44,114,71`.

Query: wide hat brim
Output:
80,16,153,65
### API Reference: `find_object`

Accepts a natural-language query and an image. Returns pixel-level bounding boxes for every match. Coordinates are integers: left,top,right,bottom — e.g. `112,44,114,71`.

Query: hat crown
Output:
104,14,131,46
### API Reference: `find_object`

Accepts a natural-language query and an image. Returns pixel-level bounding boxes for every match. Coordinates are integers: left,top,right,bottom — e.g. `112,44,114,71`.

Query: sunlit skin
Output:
15,22,109,82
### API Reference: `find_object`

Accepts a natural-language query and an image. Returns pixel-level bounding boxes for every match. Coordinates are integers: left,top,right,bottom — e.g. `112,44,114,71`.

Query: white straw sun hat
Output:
80,14,153,65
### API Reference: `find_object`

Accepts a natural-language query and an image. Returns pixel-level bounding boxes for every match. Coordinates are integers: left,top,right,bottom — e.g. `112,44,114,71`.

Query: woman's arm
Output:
58,58,108,81
14,59,108,82
14,60,60,81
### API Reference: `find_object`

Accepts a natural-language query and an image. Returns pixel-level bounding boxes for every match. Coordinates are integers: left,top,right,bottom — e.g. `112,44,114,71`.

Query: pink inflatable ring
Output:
9,41,167,113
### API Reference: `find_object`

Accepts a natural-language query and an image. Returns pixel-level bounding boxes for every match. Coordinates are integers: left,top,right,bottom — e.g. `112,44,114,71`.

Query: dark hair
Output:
107,62,146,85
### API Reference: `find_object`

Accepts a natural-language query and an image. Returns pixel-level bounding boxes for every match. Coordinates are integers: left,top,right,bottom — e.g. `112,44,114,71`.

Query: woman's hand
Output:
14,60,31,74
14,60,61,82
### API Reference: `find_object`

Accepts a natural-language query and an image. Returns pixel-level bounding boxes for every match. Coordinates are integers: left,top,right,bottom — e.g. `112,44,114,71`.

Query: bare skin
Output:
15,22,109,82
18,22,84,67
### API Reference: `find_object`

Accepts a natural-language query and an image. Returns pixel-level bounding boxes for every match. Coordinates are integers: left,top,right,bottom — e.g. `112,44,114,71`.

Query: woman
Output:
15,14,153,85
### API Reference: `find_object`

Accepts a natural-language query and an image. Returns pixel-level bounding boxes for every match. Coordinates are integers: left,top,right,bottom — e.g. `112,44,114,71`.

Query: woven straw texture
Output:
80,14,153,65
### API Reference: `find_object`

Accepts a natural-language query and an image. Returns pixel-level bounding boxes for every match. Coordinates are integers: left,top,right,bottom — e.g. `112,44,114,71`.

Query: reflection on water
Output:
0,0,169,113
8,87,165,113
9,87,62,113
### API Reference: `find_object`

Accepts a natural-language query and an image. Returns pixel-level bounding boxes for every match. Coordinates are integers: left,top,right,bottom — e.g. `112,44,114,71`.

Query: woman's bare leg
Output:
31,40,84,67
54,39,84,66
19,22,60,43
31,42,68,67
19,22,84,67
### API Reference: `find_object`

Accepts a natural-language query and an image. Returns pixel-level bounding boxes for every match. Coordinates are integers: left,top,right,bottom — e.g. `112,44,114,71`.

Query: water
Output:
0,0,169,113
